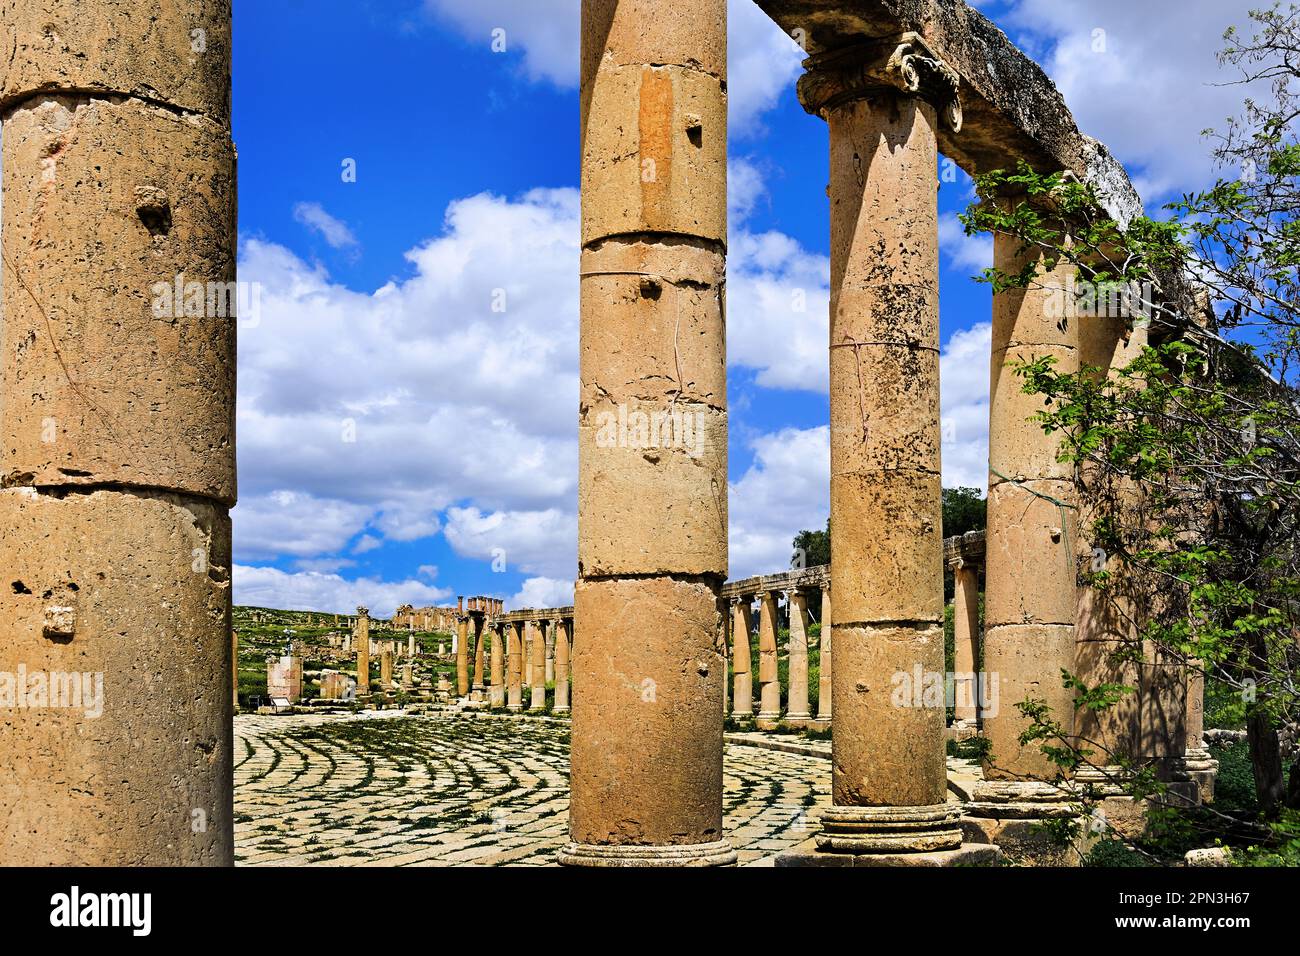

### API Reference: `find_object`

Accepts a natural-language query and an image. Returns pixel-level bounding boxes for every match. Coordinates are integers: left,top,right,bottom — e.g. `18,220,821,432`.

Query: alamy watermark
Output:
891,665,1000,717
594,404,706,459
1044,276,1155,322
151,272,263,327
0,665,103,718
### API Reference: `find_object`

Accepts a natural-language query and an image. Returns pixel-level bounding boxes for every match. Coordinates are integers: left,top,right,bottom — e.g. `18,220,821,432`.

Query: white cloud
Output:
423,0,800,136
508,576,575,611
996,0,1260,200
292,201,358,250
939,212,993,277
233,565,452,617
442,506,576,578
940,322,991,491
231,491,374,561
728,425,830,578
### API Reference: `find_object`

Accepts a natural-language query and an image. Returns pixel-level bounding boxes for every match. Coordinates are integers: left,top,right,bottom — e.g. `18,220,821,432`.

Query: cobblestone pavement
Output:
234,710,831,866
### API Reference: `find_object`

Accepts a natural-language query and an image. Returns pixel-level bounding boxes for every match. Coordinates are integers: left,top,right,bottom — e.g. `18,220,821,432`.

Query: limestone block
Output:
830,623,947,808
1,96,236,503
570,576,725,847
981,622,1076,780
581,63,727,246
0,0,232,118
581,0,726,86
578,403,727,577
984,478,1077,626
0,486,232,865
829,469,943,625
579,241,725,409
829,343,940,474
1073,638,1140,761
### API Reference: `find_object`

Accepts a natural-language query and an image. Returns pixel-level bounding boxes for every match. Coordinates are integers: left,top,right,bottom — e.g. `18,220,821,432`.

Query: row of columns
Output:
484,619,572,714
727,588,832,723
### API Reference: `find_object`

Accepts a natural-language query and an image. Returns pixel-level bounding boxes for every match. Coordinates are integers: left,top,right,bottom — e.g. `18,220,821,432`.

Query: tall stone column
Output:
786,590,812,719
1178,661,1219,803
507,622,524,712
545,621,556,683
952,560,981,726
564,0,734,867
787,36,980,863
380,648,394,689
529,620,547,710
408,630,416,657
356,607,371,696
490,625,506,708
456,614,470,697
817,586,832,723
975,204,1080,798
731,597,754,718
554,619,572,714
472,616,487,698
757,591,782,720
0,0,235,866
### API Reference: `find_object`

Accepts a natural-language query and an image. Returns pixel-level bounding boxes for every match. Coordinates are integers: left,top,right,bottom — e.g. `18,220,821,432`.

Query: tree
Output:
959,3,1300,857
791,518,830,568
942,487,987,538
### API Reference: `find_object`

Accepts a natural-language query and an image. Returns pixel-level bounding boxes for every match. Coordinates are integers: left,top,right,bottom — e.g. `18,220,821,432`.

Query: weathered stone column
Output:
554,619,572,714
456,613,470,697
356,607,371,696
507,621,524,712
731,597,754,718
786,36,981,864
408,630,416,657
0,0,235,866
564,0,734,867
472,616,487,699
489,624,506,708
545,622,556,683
817,586,832,723
380,648,394,689
757,591,782,720
973,203,1080,812
529,620,547,710
1178,661,1219,803
952,560,981,726
786,590,812,719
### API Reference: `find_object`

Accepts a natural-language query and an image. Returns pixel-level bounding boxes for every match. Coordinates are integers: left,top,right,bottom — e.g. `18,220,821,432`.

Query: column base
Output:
506,703,523,712
815,803,963,854
777,842,1001,868
786,710,812,720
964,780,1085,866
553,705,570,715
557,839,737,868
489,689,505,707
1175,749,1220,804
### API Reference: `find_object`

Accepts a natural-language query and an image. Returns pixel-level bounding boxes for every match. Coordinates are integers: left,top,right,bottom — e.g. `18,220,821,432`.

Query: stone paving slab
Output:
234,710,832,867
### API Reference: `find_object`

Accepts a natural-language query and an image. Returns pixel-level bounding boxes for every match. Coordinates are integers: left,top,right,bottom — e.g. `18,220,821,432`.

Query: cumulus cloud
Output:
442,506,576,579
423,0,801,135
996,0,1259,200
292,201,359,250
939,212,993,277
233,565,451,617
940,322,992,491
508,576,575,611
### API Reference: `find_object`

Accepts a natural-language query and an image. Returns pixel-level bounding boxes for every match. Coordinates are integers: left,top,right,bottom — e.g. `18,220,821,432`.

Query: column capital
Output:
797,32,962,133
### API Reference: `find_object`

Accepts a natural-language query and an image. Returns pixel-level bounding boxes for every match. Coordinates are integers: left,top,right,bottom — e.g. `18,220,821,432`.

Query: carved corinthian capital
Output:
797,32,963,133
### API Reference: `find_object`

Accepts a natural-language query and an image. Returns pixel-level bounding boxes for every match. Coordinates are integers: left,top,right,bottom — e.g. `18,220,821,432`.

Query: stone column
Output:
507,621,524,712
952,560,981,726
564,0,734,867
545,622,556,684
0,0,235,866
976,202,1080,791
524,627,534,688
792,36,972,861
456,614,470,697
1179,661,1219,803
757,591,782,720
786,590,812,719
554,619,572,714
408,630,416,657
490,625,506,708
817,586,832,723
472,616,487,699
529,620,547,710
380,647,394,689
730,597,753,718
356,607,371,696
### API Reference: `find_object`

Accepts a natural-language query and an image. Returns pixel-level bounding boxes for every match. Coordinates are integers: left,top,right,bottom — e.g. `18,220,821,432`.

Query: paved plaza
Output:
234,712,832,866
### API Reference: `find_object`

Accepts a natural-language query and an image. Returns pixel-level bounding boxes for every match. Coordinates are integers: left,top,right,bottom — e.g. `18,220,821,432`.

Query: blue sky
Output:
229,0,1256,615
